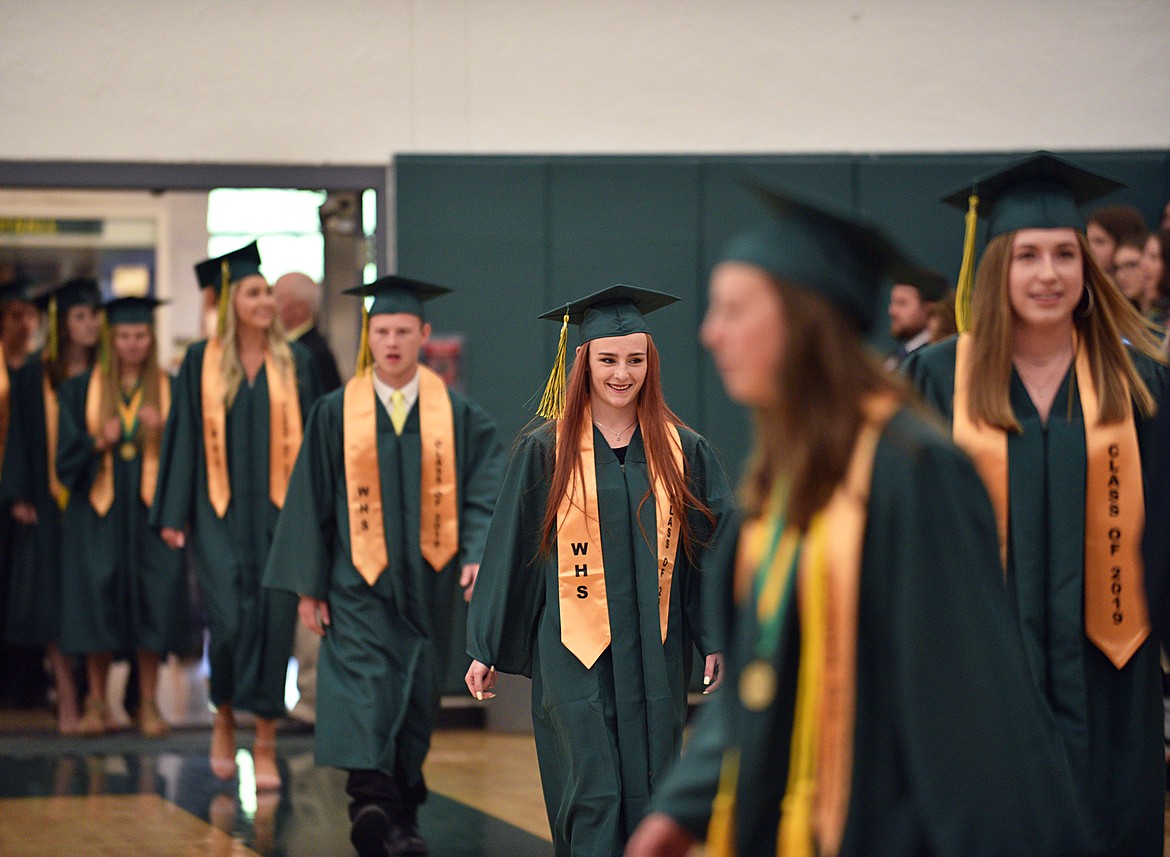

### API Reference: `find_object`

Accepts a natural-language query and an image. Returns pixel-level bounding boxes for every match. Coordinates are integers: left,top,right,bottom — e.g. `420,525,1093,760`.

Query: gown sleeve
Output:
455,396,505,567
149,344,202,531
465,428,550,676
680,433,736,657
54,373,99,493
263,393,338,600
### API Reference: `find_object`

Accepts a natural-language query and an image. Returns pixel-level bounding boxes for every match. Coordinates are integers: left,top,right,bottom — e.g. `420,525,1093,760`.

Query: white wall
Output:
2,0,1167,164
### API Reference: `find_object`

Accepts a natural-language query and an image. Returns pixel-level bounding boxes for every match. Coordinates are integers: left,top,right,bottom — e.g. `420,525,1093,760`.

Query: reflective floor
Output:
0,725,553,857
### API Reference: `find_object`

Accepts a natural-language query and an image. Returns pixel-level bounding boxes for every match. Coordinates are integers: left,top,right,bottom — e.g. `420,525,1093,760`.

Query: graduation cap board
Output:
942,152,1125,331
896,267,950,303
536,284,680,419
718,184,913,335
344,274,452,374
193,241,263,295
37,277,102,312
105,296,166,326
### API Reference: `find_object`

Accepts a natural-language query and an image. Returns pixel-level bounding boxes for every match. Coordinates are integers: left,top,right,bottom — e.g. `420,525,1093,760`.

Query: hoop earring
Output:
1078,284,1095,318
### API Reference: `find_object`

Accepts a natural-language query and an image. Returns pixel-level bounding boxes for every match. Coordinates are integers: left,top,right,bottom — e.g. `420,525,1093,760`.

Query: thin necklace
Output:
594,418,637,443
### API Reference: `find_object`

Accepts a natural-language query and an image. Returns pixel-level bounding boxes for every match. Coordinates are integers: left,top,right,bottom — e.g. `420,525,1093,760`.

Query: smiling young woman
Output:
907,153,1168,857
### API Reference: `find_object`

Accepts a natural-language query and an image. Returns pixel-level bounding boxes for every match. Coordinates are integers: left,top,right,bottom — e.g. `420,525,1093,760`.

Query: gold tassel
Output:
216,260,231,339
536,310,570,420
98,312,111,375
46,296,59,364
955,193,979,334
355,298,372,376
705,749,741,857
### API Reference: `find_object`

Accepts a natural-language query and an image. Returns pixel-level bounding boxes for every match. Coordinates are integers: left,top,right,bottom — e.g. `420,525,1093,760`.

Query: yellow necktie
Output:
390,390,407,436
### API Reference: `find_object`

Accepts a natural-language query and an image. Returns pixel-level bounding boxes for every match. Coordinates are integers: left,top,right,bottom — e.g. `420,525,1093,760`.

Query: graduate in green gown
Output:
150,242,322,790
56,296,188,737
5,277,101,735
465,285,734,857
905,154,1168,857
264,275,504,857
626,188,1090,857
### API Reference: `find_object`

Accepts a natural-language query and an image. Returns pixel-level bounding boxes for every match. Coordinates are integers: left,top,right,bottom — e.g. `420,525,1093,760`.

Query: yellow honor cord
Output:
216,260,231,339
97,313,111,375
46,296,59,364
777,515,829,857
536,310,569,420
955,192,979,334
705,749,741,857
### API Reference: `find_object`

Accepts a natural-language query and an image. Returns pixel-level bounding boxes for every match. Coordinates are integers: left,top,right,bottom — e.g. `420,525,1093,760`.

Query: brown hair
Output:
97,326,163,448
538,335,713,561
740,280,905,531
1086,204,1148,246
44,304,98,390
967,231,1163,432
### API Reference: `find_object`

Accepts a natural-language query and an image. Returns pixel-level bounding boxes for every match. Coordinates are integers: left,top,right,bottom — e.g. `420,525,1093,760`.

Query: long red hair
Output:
538,335,713,561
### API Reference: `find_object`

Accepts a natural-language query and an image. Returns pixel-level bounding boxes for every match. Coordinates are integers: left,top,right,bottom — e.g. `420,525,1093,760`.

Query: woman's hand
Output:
138,405,162,431
298,595,331,636
160,527,185,550
100,418,121,448
624,812,696,857
459,563,479,603
10,501,37,525
465,660,497,701
703,652,724,693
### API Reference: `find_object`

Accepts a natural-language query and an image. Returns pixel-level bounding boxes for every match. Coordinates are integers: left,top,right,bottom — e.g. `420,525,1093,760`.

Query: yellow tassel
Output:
355,299,372,376
98,312,111,375
775,515,829,857
536,310,570,420
47,297,59,364
216,260,231,339
56,487,70,512
955,193,979,334
705,749,740,857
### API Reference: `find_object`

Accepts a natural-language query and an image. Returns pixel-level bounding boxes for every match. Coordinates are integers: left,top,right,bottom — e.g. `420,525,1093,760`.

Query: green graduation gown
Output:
466,423,733,857
149,340,321,719
4,353,69,646
905,338,1166,857
650,406,1090,857
55,370,189,656
262,382,504,792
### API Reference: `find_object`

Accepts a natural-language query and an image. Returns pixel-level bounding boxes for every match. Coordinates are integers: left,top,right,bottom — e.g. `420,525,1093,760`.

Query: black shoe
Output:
387,809,428,856
350,804,393,857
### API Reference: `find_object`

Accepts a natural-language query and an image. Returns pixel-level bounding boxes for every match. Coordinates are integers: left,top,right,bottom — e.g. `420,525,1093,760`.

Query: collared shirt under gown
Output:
262,382,504,796
149,340,322,719
466,423,733,857
906,338,1166,857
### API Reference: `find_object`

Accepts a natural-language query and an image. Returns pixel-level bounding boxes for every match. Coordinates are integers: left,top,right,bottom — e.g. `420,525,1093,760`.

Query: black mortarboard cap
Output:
538,284,679,344
0,277,32,304
895,266,950,302
104,296,166,326
37,277,102,312
194,241,263,295
718,185,911,333
343,274,450,319
941,152,1125,240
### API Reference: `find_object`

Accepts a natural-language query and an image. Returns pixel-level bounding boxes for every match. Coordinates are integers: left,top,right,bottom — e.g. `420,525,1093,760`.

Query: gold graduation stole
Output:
201,338,303,517
43,372,69,511
0,350,8,473
556,401,684,669
343,365,458,586
85,369,172,515
952,333,1148,669
707,395,894,857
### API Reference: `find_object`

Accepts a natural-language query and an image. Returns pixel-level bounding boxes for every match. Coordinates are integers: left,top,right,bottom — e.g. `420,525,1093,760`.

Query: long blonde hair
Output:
218,279,293,407
968,231,1163,432
98,327,163,448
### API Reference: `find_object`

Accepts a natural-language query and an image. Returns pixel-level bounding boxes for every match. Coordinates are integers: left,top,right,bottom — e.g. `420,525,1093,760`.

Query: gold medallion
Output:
739,658,777,712
119,441,137,461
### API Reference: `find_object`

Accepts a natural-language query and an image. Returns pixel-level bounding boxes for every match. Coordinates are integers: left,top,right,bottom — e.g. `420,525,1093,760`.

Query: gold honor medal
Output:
739,658,777,711
119,441,136,461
